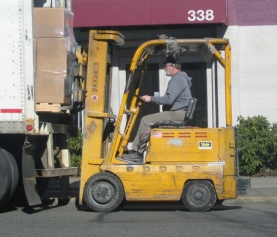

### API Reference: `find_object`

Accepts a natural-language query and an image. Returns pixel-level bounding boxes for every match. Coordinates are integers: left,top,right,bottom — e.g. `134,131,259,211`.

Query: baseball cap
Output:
163,56,179,65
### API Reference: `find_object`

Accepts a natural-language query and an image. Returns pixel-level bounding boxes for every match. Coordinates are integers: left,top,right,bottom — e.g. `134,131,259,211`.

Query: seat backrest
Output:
184,97,197,125
150,97,198,129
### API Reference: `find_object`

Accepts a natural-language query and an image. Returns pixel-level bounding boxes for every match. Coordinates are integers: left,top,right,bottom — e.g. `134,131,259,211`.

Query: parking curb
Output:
224,196,277,204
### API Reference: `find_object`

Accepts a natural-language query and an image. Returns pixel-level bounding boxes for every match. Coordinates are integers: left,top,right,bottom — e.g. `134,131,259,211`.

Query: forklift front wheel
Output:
182,180,217,212
84,172,125,212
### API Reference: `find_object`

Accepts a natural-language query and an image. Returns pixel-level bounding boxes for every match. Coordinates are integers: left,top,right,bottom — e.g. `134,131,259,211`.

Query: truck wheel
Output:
58,198,70,206
0,149,12,207
2,149,19,199
182,180,216,212
84,172,125,212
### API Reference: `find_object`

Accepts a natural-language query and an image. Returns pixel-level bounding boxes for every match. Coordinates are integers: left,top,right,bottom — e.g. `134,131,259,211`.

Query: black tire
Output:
2,149,19,199
182,180,217,212
58,198,70,206
84,172,125,212
0,149,13,207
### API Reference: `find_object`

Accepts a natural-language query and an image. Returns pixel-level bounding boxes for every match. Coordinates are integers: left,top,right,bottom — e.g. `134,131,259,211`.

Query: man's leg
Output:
132,110,186,153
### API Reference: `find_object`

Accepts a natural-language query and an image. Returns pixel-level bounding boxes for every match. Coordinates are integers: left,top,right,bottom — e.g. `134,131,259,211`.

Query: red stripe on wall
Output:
227,0,277,26
72,0,227,27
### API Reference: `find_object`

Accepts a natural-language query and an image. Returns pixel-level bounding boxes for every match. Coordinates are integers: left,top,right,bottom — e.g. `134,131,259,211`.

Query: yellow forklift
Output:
78,30,250,212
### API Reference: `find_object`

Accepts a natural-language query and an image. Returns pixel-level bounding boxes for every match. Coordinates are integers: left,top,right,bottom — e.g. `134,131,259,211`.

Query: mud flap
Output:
236,177,251,196
60,176,70,200
22,139,42,206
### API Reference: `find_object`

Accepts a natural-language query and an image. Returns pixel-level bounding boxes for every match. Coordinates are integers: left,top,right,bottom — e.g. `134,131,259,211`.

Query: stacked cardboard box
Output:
34,8,77,105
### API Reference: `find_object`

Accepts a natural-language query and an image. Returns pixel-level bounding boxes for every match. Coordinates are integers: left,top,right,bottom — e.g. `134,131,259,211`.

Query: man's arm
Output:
151,77,184,105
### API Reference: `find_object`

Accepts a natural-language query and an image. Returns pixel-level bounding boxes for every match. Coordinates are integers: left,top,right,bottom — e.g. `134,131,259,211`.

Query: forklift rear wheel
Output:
84,172,125,212
182,180,216,212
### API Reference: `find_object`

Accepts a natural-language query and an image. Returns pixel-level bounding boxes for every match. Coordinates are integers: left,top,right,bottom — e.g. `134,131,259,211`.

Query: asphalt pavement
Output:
42,176,277,204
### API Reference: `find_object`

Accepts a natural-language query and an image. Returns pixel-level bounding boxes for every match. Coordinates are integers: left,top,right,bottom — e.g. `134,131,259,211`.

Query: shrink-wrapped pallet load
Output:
34,8,76,105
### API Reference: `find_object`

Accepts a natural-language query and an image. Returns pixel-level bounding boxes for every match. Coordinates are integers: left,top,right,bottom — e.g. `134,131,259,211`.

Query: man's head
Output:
163,56,181,76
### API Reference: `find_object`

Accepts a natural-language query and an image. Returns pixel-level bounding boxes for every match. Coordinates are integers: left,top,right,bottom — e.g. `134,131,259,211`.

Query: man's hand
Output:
140,95,152,102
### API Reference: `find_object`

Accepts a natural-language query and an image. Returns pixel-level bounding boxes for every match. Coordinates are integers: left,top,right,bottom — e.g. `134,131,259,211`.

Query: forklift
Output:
78,30,250,212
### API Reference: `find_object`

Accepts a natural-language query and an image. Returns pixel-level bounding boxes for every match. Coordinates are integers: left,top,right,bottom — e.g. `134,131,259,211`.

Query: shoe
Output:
122,150,143,160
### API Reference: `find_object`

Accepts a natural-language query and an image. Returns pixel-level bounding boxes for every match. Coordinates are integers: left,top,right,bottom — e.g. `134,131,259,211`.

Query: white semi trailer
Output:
0,0,84,207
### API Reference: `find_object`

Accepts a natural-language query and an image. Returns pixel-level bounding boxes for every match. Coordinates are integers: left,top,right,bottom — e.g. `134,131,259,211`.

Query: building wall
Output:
72,0,227,27
72,0,277,126
217,25,277,126
228,0,277,26
216,0,277,125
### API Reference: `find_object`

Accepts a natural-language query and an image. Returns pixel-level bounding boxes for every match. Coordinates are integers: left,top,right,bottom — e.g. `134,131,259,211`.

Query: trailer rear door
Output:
0,0,37,133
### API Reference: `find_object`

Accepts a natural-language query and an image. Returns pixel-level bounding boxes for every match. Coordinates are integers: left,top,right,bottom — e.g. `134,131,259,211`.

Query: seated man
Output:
123,56,192,160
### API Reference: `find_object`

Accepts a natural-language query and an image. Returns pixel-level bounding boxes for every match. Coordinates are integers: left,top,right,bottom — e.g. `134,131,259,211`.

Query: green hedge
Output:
69,130,83,175
237,115,277,176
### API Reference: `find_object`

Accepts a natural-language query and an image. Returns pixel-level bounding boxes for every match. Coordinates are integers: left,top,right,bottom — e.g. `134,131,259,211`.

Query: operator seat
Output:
150,97,197,128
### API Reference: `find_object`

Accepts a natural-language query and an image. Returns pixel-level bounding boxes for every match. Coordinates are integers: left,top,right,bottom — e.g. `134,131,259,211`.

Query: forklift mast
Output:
79,30,124,203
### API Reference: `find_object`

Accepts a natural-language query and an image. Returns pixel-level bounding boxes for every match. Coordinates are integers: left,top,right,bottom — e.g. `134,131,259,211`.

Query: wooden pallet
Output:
36,103,61,112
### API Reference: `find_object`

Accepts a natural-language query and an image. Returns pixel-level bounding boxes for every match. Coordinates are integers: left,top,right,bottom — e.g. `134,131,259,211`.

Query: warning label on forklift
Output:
199,141,212,149
91,95,99,101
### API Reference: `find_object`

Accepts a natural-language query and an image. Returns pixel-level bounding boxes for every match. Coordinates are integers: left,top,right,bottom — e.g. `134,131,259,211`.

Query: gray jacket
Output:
151,71,192,111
